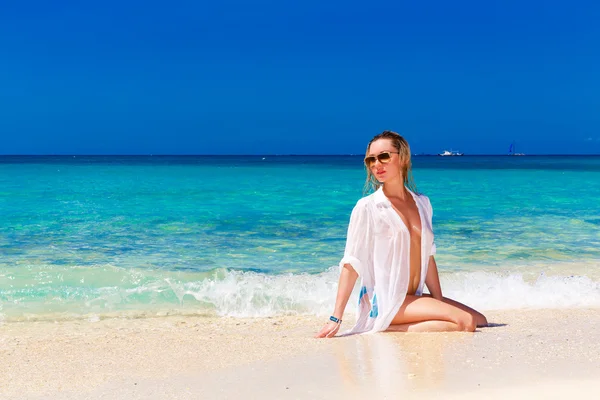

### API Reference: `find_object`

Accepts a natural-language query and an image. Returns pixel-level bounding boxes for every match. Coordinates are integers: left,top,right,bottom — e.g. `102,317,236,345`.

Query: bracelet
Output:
329,315,342,324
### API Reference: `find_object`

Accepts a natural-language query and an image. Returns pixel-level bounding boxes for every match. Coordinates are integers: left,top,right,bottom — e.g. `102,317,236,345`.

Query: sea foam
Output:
168,267,600,317
1,266,599,320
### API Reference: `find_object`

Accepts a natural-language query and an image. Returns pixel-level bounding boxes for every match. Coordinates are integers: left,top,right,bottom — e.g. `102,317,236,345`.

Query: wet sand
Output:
1,308,599,399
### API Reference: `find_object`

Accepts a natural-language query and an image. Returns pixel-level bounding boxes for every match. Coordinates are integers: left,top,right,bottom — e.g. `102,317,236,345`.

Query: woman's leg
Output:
421,294,488,327
386,320,461,333
386,295,476,333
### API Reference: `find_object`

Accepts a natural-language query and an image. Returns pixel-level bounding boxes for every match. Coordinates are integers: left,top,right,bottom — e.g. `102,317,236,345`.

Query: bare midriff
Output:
407,224,422,295
389,195,422,296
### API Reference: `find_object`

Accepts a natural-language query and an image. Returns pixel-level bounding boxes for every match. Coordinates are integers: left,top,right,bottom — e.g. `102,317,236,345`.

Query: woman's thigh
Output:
390,295,475,331
421,294,487,327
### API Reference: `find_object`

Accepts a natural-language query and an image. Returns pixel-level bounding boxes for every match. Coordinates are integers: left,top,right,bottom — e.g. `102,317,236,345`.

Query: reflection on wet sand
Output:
333,332,474,397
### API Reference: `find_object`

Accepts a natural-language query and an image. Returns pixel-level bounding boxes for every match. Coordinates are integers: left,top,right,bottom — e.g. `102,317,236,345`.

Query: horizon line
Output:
1,153,600,157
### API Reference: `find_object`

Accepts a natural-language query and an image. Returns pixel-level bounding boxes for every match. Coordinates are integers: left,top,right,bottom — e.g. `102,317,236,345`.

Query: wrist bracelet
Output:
329,315,342,324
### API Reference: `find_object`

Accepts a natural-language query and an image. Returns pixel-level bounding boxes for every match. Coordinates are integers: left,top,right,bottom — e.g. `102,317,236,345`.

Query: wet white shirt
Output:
339,187,436,335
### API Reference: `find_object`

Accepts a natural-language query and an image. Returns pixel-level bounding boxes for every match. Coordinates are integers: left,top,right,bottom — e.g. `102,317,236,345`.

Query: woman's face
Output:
366,138,402,183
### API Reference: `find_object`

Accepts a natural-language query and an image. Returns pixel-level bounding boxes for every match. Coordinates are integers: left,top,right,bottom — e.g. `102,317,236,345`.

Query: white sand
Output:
1,309,599,399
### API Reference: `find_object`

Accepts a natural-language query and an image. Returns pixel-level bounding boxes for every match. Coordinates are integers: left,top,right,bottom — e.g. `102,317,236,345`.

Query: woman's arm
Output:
315,264,358,338
425,256,443,300
332,264,359,320
315,200,370,338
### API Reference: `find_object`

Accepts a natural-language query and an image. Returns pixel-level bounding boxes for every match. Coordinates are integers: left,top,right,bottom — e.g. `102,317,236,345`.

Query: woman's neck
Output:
382,177,408,200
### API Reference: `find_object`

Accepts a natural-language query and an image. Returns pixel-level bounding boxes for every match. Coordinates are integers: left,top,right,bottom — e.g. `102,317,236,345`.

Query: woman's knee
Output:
457,313,476,332
476,312,488,327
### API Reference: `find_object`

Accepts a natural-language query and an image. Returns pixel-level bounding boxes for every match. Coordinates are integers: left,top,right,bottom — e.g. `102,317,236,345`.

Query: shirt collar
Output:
373,187,390,205
373,186,418,206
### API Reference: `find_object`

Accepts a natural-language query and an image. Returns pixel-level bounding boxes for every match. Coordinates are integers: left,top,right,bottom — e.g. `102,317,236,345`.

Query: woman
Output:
316,131,487,338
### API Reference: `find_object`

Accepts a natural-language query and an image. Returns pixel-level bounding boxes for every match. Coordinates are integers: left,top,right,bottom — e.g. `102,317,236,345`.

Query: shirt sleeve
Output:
339,201,372,277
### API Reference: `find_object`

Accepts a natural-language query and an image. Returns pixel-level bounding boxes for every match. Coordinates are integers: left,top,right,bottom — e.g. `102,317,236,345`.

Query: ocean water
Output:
1,155,599,322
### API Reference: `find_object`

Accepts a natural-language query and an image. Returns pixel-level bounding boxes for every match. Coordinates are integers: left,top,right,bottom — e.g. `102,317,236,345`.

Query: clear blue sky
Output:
1,0,599,155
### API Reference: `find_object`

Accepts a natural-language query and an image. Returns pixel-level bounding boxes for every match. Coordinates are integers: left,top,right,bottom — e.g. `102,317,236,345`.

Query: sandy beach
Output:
1,308,599,399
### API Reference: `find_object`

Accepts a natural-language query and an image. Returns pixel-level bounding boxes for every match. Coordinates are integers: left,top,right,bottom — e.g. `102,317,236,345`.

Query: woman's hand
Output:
315,321,341,338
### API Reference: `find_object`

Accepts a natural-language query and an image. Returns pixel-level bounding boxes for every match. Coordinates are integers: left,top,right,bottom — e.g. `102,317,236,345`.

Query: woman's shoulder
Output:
355,192,379,207
411,189,430,201
412,191,433,210
416,192,431,202
348,193,378,216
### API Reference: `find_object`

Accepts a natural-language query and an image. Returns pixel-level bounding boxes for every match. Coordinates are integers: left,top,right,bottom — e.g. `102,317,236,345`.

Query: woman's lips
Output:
375,170,385,176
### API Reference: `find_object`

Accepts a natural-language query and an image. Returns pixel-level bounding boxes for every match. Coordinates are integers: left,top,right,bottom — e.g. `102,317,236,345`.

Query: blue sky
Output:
1,0,599,155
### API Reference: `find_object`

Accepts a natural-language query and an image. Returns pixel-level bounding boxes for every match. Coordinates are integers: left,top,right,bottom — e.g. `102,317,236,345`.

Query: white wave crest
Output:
441,271,600,310
2,266,599,320
167,268,345,317
166,268,600,317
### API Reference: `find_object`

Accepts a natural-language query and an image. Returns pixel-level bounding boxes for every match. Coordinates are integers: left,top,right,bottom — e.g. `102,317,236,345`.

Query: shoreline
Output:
2,308,600,399
2,261,599,323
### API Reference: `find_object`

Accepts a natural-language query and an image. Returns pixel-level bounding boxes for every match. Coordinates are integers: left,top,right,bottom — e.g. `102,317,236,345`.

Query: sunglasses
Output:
364,151,400,166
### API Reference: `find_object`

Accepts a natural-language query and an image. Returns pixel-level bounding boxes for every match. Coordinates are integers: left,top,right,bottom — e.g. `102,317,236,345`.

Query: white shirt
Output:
339,187,437,335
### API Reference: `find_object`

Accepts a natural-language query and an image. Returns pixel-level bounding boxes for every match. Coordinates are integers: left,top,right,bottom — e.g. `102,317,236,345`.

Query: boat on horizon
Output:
508,141,525,156
439,150,464,156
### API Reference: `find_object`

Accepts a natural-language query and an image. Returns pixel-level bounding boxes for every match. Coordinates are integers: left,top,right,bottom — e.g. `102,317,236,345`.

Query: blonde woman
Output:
316,131,487,338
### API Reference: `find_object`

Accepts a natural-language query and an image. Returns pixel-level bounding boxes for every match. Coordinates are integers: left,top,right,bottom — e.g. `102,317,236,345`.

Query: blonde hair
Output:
363,130,418,195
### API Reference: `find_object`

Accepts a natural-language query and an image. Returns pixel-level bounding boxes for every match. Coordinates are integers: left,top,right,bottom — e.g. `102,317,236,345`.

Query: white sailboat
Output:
508,141,525,156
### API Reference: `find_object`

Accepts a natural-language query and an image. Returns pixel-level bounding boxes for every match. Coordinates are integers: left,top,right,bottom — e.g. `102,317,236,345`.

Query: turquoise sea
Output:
1,155,599,322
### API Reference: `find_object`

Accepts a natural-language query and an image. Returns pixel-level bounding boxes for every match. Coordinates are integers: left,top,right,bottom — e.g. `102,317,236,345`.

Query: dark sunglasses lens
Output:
365,156,376,165
378,153,391,163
